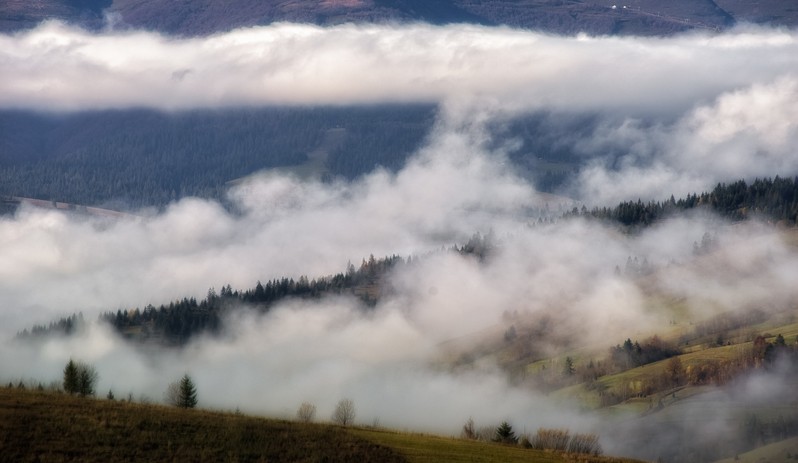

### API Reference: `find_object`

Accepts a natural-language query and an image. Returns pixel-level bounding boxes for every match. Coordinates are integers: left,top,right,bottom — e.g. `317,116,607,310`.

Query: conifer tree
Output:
63,359,79,395
178,374,198,409
494,421,518,444
77,364,98,397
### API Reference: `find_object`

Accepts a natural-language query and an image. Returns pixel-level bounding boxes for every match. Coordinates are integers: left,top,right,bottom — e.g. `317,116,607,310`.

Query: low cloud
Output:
0,22,796,115
570,77,798,204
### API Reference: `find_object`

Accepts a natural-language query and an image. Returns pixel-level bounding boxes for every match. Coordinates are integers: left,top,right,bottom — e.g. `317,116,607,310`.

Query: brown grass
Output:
0,387,646,463
351,428,641,463
0,388,404,463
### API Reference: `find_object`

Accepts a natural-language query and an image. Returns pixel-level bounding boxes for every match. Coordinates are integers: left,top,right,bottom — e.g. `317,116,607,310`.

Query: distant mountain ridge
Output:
2,0,797,36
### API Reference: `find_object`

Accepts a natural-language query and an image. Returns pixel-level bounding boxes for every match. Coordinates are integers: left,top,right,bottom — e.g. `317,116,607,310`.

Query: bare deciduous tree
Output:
530,428,570,451
164,380,180,406
567,433,603,456
332,398,355,426
296,401,317,423
461,417,477,440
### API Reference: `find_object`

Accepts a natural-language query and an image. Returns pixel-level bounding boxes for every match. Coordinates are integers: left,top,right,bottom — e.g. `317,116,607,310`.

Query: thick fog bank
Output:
1,22,796,114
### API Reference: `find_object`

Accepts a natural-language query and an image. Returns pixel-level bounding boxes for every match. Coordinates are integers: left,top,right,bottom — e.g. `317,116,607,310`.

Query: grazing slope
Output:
0,388,642,463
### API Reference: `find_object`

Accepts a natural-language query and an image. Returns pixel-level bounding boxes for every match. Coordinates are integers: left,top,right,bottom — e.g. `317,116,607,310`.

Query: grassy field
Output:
0,388,643,463
0,388,403,463
713,436,798,463
352,428,640,463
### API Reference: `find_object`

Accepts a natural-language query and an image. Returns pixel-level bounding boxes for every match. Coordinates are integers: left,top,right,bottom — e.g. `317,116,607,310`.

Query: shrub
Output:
567,433,602,456
530,428,570,451
461,417,477,440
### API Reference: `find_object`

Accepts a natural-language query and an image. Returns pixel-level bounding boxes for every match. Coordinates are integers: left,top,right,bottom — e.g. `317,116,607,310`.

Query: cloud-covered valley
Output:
3,22,798,205
2,21,798,461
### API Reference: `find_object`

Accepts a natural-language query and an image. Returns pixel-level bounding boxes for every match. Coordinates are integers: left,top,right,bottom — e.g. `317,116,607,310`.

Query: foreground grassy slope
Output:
0,388,642,463
0,388,404,463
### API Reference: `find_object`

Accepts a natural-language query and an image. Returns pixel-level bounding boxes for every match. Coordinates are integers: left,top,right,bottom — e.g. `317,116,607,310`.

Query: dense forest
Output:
0,106,436,209
0,107,614,211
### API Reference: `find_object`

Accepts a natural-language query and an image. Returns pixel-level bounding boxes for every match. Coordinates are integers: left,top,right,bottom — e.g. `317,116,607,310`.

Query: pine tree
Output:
77,364,97,397
178,374,198,409
494,421,518,444
63,359,79,395
563,356,575,377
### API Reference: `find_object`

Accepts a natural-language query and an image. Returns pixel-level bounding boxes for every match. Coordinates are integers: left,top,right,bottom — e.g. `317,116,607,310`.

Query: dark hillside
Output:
2,0,796,35
0,388,405,463
0,387,645,463
0,0,110,32
0,106,435,209
714,0,798,27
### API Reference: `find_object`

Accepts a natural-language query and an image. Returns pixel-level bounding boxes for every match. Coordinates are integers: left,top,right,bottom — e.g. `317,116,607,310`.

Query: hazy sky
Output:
1,21,797,460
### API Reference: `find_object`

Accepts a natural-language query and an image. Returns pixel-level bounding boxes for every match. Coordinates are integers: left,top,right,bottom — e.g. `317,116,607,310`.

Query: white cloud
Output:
570,76,798,204
0,22,796,114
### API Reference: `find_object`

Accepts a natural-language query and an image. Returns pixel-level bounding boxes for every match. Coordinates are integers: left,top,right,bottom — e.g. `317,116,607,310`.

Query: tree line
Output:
93,253,409,345
566,176,798,227
16,233,496,346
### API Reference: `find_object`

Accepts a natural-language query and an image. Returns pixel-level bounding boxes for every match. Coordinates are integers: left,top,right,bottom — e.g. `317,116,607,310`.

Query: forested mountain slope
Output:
0,106,435,209
2,0,797,36
18,176,798,346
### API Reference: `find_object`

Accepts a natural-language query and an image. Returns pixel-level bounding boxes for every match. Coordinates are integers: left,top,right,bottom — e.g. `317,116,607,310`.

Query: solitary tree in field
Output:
494,421,518,444
332,398,355,426
178,374,198,408
296,402,317,423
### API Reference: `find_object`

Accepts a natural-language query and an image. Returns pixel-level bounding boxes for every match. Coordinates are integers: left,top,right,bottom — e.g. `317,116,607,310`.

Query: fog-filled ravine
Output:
2,21,798,463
